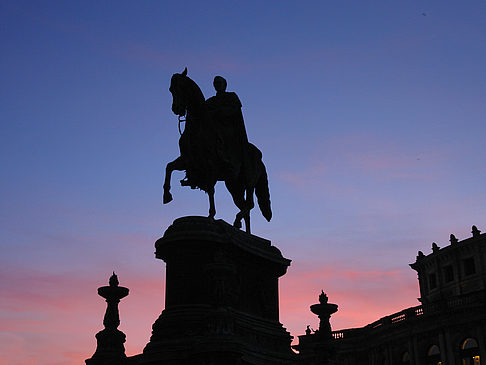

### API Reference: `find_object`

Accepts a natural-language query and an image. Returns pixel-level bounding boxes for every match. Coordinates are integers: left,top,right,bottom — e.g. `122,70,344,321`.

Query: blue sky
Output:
1,1,486,363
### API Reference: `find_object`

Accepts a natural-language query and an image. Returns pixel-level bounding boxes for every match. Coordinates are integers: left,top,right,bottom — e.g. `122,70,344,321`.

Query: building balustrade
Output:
331,290,485,341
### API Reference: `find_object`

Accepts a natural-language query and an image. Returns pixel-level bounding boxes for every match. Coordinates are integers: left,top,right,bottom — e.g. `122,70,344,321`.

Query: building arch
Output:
427,344,442,365
460,337,480,365
402,351,410,364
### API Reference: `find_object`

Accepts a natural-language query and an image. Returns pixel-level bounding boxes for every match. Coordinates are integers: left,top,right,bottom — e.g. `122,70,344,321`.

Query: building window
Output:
427,345,442,365
429,273,437,289
443,265,454,283
463,258,476,276
461,338,480,365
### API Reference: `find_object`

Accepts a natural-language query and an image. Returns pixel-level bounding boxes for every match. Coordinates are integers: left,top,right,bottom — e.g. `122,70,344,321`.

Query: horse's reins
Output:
178,115,186,135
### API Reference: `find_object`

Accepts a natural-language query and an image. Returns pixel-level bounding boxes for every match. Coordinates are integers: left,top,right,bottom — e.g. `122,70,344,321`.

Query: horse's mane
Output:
181,74,205,109
171,70,206,109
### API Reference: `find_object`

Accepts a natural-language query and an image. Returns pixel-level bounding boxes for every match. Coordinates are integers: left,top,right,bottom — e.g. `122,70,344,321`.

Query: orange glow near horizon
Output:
3,1,486,364
0,261,421,364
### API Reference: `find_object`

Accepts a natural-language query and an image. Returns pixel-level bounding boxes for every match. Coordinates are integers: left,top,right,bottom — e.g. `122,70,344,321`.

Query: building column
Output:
371,348,381,365
476,324,486,363
386,344,393,365
370,348,377,365
408,338,416,365
444,329,457,365
439,331,449,364
413,335,421,365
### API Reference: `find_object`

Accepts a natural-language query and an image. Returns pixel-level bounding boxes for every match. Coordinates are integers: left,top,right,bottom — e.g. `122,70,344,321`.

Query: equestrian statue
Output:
163,68,271,234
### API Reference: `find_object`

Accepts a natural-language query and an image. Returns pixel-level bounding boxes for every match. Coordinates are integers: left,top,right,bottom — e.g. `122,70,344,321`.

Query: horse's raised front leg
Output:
163,156,185,204
208,186,216,220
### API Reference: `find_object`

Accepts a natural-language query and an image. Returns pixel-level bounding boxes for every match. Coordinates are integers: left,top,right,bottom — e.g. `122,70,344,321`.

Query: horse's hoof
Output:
163,191,173,204
233,220,242,229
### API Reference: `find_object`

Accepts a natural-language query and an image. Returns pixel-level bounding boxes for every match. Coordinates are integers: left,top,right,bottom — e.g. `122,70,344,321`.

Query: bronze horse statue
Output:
163,68,271,233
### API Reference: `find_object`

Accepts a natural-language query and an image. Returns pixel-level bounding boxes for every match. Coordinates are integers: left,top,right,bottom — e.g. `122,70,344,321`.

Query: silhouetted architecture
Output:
86,223,486,364
294,292,339,365
128,216,294,364
86,273,129,365
294,225,486,365
85,70,484,365
163,69,271,234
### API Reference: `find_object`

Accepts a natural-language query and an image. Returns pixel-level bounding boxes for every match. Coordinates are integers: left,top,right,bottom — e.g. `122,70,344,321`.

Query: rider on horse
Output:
165,69,271,232
206,76,250,182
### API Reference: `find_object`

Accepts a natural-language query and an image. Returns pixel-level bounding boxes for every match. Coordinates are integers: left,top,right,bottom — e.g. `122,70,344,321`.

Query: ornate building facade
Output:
85,222,485,365
295,225,486,365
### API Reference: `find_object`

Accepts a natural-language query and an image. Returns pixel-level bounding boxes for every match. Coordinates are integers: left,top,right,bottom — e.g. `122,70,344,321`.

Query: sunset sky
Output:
1,1,486,364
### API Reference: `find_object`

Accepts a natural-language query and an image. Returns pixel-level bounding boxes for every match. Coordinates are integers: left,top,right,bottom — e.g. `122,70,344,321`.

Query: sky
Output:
1,0,486,364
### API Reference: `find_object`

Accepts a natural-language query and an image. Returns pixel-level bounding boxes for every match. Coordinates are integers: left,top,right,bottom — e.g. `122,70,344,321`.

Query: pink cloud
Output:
278,171,308,188
279,261,419,343
0,254,422,363
277,131,449,194
0,264,164,364
108,42,250,74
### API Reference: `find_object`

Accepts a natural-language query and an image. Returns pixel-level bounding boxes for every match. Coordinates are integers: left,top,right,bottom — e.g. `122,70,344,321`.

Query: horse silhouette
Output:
163,68,271,234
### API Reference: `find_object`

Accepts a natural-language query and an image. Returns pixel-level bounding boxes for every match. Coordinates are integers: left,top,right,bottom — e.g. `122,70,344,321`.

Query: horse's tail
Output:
255,162,272,222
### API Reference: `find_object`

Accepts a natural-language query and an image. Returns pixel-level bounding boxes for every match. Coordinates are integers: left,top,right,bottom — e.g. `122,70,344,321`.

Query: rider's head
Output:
213,76,227,93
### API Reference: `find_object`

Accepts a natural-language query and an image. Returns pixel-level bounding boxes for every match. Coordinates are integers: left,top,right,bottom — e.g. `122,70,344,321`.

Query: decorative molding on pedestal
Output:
139,216,295,365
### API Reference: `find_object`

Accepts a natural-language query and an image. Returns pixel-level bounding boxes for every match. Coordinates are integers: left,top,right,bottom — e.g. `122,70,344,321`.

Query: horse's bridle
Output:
178,114,186,135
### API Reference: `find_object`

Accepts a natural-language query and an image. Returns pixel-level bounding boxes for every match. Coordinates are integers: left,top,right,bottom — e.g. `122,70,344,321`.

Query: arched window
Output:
461,338,480,365
402,351,410,364
427,345,442,365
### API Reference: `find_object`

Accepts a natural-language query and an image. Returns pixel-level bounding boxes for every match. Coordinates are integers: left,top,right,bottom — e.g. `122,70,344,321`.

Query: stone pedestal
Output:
139,216,295,365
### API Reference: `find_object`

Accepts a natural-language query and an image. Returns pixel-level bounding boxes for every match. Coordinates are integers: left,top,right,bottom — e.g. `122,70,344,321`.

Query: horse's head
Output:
169,67,189,117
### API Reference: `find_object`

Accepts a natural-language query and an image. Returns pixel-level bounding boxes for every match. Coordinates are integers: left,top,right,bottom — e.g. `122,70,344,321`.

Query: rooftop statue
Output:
163,68,271,233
